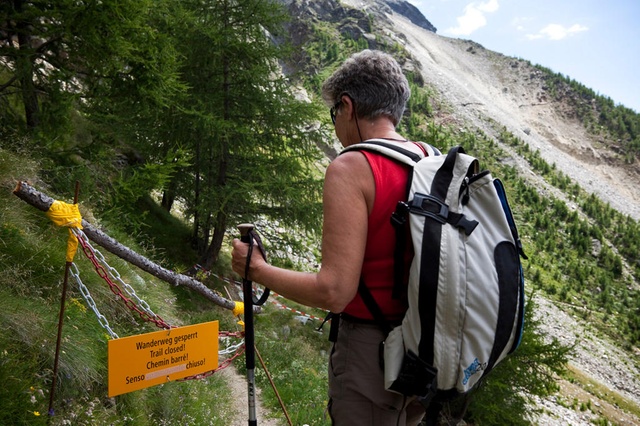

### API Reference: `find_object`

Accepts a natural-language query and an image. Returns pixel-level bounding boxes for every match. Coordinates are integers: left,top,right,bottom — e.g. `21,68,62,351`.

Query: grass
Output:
107,194,197,271
251,304,332,425
0,292,54,425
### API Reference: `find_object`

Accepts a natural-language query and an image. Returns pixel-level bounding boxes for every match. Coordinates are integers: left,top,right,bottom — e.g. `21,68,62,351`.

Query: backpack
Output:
341,140,527,410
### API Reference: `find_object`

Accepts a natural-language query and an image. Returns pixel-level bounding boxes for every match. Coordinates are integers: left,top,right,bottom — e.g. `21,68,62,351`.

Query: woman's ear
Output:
341,95,355,119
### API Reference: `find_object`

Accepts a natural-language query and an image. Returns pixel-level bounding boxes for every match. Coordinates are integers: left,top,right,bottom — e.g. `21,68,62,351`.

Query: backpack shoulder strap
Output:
340,139,432,165
412,141,441,157
357,278,393,336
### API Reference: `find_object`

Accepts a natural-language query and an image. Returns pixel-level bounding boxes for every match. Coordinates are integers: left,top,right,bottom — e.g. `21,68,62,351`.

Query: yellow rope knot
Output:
232,301,244,317
45,200,83,262
232,301,245,330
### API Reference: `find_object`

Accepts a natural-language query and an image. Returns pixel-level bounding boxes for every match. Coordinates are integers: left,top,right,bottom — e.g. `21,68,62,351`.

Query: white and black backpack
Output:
341,140,527,413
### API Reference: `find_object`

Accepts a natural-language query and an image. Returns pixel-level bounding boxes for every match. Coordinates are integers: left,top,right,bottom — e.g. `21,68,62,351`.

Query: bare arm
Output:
231,151,373,312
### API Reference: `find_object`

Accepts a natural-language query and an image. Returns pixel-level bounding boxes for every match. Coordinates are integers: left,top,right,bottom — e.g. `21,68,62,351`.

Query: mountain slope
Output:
381,10,639,222
290,0,639,219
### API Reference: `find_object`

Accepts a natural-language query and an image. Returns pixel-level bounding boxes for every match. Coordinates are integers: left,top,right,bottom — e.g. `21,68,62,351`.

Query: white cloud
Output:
511,16,533,32
478,0,499,13
446,0,500,36
526,23,589,41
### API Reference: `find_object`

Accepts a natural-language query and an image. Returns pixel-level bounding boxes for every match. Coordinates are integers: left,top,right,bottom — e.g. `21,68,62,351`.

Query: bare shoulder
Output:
324,150,375,213
328,149,372,174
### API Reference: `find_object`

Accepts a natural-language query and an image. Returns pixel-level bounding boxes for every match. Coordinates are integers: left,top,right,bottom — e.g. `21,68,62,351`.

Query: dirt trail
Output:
217,366,283,426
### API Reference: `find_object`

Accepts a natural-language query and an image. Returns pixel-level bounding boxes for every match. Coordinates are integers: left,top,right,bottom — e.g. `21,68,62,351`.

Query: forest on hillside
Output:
2,0,328,272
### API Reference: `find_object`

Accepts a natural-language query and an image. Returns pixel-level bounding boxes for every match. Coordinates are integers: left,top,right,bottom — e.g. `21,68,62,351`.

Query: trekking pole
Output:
238,223,259,426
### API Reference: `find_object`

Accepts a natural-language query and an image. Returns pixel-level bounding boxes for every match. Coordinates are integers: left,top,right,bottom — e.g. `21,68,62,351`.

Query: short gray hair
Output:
321,50,410,126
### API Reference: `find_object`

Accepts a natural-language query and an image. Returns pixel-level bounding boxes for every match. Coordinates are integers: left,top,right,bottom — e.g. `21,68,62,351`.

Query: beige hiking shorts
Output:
327,318,425,425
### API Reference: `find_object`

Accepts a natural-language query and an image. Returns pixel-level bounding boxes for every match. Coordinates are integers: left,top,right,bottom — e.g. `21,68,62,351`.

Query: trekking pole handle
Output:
238,223,254,243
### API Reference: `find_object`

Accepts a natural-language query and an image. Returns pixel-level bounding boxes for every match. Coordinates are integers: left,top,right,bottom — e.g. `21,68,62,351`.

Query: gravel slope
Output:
388,14,640,222
533,296,640,425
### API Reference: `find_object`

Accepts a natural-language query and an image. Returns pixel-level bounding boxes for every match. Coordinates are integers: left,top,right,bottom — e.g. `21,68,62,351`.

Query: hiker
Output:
231,49,426,425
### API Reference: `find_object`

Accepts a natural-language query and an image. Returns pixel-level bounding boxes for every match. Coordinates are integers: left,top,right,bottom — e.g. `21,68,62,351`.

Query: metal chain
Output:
181,342,246,381
75,229,163,322
69,262,119,339
219,337,245,356
69,257,246,356
72,228,173,330
69,228,246,379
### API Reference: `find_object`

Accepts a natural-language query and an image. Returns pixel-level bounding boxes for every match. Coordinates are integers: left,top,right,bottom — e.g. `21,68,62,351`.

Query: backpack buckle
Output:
390,201,409,227
410,193,449,224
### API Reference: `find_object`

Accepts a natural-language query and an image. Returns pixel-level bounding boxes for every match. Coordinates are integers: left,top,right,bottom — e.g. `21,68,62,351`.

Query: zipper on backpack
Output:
461,170,491,205
461,177,471,205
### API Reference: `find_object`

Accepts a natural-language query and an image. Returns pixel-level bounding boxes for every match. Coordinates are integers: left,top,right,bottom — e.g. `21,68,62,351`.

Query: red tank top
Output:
342,149,414,321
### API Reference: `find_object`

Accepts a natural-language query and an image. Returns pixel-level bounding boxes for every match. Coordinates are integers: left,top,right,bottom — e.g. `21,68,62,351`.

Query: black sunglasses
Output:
330,100,342,125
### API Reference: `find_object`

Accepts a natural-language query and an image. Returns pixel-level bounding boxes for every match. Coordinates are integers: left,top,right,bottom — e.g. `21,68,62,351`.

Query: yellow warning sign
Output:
108,321,219,397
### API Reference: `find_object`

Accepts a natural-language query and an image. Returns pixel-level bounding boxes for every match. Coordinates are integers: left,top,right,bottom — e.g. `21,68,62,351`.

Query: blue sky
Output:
408,0,640,112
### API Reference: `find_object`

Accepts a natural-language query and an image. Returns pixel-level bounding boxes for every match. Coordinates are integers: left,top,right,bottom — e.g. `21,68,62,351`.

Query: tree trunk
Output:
197,19,232,271
12,181,240,311
199,210,227,271
192,139,202,246
199,211,212,255
13,0,40,129
160,189,175,212
160,175,177,212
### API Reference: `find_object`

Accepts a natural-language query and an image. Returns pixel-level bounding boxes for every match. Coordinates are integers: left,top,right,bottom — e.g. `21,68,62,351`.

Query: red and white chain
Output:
69,228,246,376
72,228,173,330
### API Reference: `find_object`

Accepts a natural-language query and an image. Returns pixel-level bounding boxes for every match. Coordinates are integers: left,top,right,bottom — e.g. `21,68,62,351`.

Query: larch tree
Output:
1,0,326,271
0,0,183,147
155,0,326,269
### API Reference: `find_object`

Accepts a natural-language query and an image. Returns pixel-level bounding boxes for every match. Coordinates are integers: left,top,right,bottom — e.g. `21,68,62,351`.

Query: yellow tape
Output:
45,200,83,262
232,302,245,331
45,200,83,228
232,301,244,317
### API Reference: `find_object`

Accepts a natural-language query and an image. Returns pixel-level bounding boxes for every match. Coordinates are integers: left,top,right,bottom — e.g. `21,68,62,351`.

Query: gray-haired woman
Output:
233,49,428,425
